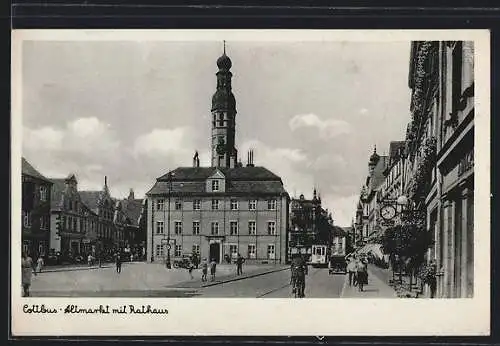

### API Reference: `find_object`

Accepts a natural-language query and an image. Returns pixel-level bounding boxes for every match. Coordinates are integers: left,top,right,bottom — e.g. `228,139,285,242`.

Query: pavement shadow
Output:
31,289,202,298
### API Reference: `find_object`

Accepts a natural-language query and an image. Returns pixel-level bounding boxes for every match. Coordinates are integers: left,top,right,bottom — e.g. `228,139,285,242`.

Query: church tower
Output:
211,42,238,168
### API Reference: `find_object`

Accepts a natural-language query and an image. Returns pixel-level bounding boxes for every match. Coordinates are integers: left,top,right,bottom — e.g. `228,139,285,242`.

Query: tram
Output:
310,244,329,267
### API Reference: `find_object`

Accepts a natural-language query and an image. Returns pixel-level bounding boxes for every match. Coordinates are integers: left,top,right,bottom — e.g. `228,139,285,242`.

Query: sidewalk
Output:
168,264,289,289
30,262,288,296
340,266,397,298
39,261,144,273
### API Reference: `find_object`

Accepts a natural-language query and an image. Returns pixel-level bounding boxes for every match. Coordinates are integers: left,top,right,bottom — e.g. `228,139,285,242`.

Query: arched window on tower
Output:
218,113,224,127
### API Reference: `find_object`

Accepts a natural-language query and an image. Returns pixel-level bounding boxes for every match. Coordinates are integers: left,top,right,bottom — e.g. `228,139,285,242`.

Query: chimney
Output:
128,188,135,200
193,151,200,168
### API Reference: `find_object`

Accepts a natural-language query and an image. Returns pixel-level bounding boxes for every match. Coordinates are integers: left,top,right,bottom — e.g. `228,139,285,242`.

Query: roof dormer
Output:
206,169,226,193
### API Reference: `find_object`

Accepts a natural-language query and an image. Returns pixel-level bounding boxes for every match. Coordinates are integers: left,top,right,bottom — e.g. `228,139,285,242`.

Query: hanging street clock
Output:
380,204,397,221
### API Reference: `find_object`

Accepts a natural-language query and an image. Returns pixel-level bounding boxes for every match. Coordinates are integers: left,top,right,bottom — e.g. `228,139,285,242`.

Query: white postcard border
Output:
11,29,491,336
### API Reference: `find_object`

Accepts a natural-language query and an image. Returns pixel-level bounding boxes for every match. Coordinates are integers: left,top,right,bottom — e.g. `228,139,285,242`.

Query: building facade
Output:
288,191,322,261
79,177,125,256
434,41,474,298
404,40,474,298
49,174,99,257
115,189,146,259
356,147,389,242
21,158,53,257
146,48,290,264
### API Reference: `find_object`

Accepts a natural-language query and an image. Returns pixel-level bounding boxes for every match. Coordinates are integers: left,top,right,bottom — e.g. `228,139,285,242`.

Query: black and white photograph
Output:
12,30,490,336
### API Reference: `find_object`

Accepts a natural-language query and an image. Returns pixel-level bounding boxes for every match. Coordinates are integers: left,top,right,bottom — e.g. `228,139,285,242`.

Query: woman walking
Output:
21,252,36,297
356,257,368,292
36,255,44,273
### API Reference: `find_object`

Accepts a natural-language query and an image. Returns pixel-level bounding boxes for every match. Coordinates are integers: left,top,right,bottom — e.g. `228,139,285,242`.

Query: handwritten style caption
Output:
23,304,169,315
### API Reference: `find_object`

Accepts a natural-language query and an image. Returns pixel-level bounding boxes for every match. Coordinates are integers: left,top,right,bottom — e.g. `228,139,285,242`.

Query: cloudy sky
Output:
21,39,412,227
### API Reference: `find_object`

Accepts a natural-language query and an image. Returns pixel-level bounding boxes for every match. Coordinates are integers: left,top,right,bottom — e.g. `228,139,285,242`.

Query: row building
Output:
21,158,53,257
145,48,290,265
20,157,147,261
353,40,475,298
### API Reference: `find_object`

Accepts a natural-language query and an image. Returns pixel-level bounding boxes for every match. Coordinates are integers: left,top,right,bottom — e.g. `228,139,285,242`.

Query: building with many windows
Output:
78,177,125,255
146,48,290,264
356,147,389,242
288,192,321,261
353,41,475,298
49,174,99,257
114,189,146,259
21,158,53,257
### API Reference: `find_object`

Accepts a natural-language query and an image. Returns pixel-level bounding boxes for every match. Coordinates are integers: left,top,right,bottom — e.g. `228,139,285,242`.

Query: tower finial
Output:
374,144,377,154
223,40,226,55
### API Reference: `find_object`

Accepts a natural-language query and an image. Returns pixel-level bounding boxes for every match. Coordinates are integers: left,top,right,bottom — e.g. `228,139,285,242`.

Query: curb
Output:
201,267,290,288
39,261,147,274
39,265,113,273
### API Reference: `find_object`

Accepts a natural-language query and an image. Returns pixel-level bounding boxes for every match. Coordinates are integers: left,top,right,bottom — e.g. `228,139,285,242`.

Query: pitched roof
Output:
331,226,348,237
157,166,282,182
50,178,67,210
120,198,144,227
388,141,406,165
22,158,52,183
370,155,389,192
148,166,287,196
78,191,102,212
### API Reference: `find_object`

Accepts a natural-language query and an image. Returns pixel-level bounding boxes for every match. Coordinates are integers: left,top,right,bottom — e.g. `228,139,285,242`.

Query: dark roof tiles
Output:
158,166,282,182
50,179,67,210
150,166,287,196
22,158,52,183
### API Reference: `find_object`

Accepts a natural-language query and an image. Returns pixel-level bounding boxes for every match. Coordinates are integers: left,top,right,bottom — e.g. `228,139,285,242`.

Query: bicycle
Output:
291,269,306,298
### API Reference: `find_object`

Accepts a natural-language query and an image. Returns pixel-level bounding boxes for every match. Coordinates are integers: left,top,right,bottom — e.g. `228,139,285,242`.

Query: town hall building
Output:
146,47,290,265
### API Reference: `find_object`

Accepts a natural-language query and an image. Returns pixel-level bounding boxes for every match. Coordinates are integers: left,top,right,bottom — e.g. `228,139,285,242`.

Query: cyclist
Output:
290,254,308,298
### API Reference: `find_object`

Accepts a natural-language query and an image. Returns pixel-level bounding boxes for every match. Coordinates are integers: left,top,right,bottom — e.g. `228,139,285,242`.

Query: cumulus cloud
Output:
23,117,119,157
132,126,201,167
288,113,351,140
239,139,312,196
23,126,64,151
359,108,369,115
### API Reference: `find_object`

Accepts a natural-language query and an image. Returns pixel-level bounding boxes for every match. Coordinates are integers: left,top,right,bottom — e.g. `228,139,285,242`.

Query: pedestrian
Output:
210,258,217,281
87,253,93,267
347,256,357,287
130,253,134,262
236,253,245,276
201,258,208,282
36,255,44,273
356,257,368,292
21,251,36,297
188,260,195,279
115,252,122,274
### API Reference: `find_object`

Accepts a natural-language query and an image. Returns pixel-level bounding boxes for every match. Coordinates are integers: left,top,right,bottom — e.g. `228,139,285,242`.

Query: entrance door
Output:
209,243,220,263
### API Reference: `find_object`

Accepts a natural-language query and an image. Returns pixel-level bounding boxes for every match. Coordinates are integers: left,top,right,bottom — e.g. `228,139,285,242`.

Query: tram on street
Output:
310,244,329,267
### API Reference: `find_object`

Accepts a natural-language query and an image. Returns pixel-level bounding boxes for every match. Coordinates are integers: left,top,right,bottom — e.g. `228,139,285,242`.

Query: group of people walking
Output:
346,254,369,291
194,253,245,282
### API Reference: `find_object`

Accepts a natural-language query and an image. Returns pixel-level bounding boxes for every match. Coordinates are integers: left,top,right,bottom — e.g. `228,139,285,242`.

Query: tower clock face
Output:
380,205,396,220
216,144,225,155
216,138,226,154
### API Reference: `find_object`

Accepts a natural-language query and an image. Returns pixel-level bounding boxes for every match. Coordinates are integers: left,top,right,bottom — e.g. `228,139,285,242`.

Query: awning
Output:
357,243,384,259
